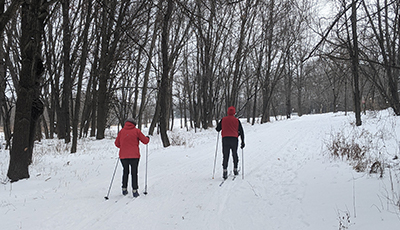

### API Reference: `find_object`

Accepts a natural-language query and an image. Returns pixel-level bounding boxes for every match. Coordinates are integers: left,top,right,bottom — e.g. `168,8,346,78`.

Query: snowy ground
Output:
1,111,400,230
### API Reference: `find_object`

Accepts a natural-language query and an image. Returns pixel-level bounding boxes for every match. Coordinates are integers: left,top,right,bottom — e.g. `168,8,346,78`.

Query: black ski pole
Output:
143,144,149,195
242,148,244,179
104,157,119,200
212,132,219,179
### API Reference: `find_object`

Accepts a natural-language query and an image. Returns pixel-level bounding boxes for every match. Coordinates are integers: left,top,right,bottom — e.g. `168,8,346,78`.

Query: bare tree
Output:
138,5,159,130
362,0,400,115
96,0,131,139
159,0,174,147
260,0,289,123
71,0,93,153
0,1,19,150
58,0,72,142
8,0,48,182
347,0,362,125
227,0,254,108
0,0,24,32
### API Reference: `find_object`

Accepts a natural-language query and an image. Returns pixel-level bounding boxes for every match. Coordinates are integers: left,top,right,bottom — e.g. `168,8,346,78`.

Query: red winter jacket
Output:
221,107,239,137
216,106,245,142
115,122,150,159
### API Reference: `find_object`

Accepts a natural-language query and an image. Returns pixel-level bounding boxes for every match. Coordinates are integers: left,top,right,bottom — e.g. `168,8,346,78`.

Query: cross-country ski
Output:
232,169,241,181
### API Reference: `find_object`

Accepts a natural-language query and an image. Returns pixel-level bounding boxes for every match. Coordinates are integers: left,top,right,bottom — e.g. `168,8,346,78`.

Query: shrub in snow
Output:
326,109,400,213
326,110,399,178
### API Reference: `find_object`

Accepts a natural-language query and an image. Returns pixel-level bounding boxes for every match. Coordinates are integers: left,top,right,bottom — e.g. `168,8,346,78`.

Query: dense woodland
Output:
1,0,399,181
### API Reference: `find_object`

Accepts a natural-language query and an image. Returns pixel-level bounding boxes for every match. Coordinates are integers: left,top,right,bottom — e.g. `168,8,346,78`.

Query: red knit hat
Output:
227,106,236,116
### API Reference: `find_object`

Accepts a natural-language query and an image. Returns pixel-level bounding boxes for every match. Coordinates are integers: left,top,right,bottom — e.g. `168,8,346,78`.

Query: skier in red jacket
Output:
115,118,150,197
216,106,245,179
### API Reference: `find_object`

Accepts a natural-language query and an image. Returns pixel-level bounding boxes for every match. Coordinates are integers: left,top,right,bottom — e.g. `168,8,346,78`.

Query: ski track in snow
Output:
1,112,400,229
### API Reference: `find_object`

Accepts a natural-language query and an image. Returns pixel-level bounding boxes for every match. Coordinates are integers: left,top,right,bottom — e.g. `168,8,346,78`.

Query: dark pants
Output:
222,137,239,170
120,158,140,190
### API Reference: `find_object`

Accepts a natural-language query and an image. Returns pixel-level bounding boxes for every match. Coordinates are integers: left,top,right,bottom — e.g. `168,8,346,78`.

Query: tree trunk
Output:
196,0,216,129
383,0,400,115
8,0,46,182
297,61,304,117
59,0,71,142
95,2,111,140
297,86,303,117
159,0,173,147
71,0,91,153
42,19,55,139
261,76,271,123
0,2,12,150
252,82,257,125
148,88,161,136
96,0,127,139
285,62,292,119
261,0,274,124
228,1,250,107
132,49,142,119
350,0,362,126
345,79,348,115
138,10,159,130
86,36,100,138
90,72,98,137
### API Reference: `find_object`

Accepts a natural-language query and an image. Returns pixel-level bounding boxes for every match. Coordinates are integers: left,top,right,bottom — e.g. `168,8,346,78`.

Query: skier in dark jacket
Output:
215,106,245,179
115,118,150,197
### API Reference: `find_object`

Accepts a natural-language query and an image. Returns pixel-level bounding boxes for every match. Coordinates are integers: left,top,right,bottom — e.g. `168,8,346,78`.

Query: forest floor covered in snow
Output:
1,110,400,229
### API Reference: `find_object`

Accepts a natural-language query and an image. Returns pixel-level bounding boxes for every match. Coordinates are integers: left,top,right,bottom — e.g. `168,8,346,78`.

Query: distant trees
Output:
361,0,400,115
0,0,22,150
314,0,400,124
2,0,400,181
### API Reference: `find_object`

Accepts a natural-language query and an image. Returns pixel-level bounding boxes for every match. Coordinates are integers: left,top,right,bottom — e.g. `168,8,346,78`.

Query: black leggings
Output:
120,158,140,190
222,137,239,170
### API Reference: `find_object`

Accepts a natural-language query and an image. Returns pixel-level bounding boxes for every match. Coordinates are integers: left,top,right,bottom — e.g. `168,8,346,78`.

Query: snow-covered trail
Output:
86,113,347,230
1,112,399,230
227,114,343,229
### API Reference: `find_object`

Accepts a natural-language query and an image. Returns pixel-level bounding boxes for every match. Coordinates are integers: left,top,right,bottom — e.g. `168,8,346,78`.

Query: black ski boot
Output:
223,169,228,180
234,168,239,176
122,188,128,196
132,190,140,198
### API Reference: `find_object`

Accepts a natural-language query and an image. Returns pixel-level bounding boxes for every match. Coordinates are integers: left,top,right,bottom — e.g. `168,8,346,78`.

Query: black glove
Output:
241,142,245,149
146,135,150,140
